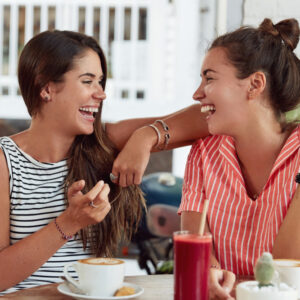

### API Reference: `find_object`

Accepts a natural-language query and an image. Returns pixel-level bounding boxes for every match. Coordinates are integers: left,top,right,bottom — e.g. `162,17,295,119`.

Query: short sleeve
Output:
178,140,206,214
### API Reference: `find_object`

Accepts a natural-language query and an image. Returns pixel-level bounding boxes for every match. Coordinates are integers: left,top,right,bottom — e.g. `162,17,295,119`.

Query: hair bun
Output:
259,18,300,50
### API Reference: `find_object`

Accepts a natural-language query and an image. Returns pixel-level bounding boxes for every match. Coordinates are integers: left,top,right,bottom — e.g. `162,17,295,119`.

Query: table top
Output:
1,274,248,299
1,275,174,300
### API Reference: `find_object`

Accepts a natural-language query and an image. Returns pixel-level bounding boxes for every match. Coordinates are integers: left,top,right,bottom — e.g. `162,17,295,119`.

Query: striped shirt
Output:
179,126,300,276
0,137,91,294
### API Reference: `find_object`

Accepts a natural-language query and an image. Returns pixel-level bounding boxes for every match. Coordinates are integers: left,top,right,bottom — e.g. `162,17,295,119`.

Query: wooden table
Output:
1,275,174,300
1,274,248,299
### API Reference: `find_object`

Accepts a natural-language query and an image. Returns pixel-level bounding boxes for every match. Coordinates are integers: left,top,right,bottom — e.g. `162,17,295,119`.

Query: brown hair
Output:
210,18,300,129
18,30,145,256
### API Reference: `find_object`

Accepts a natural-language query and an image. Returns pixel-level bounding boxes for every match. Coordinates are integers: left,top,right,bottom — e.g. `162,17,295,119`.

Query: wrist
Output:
134,126,157,150
56,212,81,237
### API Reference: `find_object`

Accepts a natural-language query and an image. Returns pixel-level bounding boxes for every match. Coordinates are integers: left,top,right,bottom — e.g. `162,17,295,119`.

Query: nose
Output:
93,84,106,102
193,82,205,102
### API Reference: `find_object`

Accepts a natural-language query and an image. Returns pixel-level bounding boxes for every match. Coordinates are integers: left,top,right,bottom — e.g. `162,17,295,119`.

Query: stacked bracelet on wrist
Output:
54,218,73,241
148,119,170,150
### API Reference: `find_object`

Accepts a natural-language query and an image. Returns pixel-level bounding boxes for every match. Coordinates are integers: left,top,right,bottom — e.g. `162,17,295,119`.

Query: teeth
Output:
201,105,216,113
79,107,99,113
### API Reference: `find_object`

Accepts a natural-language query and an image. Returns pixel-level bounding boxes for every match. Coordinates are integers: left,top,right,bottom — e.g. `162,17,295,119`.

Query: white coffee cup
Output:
64,257,125,297
274,259,300,297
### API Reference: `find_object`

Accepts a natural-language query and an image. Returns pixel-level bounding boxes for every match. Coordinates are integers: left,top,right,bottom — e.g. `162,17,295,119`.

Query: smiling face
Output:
45,49,106,137
193,47,251,136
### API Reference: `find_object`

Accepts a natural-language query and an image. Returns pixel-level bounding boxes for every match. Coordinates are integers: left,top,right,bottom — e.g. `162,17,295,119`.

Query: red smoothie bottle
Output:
174,231,212,300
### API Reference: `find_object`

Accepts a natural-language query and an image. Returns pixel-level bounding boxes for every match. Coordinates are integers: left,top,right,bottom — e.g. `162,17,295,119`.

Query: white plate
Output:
57,282,144,300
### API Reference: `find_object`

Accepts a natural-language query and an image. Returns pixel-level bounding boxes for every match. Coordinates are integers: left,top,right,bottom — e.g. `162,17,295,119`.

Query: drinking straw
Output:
199,199,209,236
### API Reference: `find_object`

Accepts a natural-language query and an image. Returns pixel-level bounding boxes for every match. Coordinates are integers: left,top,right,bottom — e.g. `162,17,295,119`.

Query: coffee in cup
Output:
274,259,300,297
64,257,125,296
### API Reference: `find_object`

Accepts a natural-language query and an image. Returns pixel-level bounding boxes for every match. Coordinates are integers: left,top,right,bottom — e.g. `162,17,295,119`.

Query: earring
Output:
44,96,49,101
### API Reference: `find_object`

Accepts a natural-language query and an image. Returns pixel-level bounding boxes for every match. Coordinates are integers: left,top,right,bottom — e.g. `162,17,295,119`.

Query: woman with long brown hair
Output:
0,30,144,294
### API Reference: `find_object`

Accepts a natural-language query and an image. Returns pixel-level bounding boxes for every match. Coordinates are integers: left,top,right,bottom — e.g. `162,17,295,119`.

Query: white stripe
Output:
221,168,234,270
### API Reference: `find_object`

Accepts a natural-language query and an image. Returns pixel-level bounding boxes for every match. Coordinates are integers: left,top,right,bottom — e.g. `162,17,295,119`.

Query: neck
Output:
13,118,75,163
235,121,290,166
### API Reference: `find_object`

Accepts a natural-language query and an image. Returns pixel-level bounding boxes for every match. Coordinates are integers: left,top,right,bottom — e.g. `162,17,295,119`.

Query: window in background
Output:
79,7,86,34
93,7,101,44
18,6,25,56
33,6,41,36
124,8,131,40
121,90,129,99
3,5,10,75
138,8,147,40
48,6,55,30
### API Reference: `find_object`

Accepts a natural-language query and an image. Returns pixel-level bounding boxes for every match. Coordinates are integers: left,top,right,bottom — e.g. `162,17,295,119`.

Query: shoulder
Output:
190,135,225,154
0,146,10,197
186,135,225,166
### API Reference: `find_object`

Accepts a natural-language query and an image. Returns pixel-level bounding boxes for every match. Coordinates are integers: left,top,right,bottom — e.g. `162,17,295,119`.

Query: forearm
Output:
106,117,157,150
0,213,79,291
106,103,208,151
272,185,300,259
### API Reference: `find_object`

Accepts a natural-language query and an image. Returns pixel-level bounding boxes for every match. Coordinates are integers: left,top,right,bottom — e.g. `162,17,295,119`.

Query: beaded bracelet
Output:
54,218,73,241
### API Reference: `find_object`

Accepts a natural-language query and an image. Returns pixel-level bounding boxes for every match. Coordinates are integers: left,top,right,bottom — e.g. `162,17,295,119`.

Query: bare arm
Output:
106,103,208,151
109,104,208,186
272,184,300,259
0,150,111,291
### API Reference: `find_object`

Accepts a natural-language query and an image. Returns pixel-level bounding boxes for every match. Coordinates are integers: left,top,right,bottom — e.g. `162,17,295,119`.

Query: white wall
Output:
243,0,300,56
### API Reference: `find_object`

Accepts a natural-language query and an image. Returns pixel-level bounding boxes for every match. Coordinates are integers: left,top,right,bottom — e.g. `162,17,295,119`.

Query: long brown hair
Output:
18,30,145,256
210,18,300,130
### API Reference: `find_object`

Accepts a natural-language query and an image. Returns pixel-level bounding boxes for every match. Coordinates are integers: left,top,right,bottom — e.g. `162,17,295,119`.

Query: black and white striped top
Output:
0,137,91,294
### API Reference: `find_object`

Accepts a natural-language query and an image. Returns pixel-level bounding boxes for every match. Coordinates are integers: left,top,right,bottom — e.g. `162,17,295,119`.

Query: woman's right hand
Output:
57,180,111,234
209,268,236,300
111,126,155,187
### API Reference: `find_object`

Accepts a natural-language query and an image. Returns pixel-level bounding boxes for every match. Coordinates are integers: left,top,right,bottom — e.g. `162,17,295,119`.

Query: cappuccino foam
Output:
79,258,124,265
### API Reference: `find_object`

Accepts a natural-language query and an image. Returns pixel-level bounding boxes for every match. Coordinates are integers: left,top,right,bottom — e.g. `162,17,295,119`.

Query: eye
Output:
206,77,213,82
82,80,92,84
99,79,104,87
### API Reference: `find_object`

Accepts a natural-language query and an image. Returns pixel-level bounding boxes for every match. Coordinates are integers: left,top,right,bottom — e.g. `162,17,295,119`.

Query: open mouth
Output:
79,107,98,119
201,104,216,116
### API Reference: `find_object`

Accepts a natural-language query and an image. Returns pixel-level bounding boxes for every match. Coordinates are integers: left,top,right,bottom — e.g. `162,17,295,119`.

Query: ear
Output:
40,84,51,102
247,71,266,100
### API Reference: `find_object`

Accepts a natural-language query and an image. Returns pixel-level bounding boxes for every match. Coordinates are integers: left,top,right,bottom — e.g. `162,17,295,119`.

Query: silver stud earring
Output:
44,96,49,101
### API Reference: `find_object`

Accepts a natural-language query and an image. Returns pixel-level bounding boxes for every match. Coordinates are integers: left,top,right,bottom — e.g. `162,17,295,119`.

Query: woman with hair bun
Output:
110,18,300,299
0,30,145,294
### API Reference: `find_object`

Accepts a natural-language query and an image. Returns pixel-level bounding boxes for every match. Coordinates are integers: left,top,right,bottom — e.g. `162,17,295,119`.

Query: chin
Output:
75,125,95,136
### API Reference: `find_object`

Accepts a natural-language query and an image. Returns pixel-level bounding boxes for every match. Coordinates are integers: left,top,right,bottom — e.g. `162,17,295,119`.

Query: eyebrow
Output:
202,69,217,76
79,73,104,79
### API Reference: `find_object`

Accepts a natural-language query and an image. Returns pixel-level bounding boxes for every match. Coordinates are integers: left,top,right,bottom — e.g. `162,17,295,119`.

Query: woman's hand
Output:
111,126,155,187
58,180,111,234
209,268,236,300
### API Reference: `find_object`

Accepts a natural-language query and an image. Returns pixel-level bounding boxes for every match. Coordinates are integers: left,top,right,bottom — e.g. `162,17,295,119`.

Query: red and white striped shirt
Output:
179,126,300,275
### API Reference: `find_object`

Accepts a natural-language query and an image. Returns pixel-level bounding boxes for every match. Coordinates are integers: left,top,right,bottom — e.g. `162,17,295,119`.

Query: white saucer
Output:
57,282,144,300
